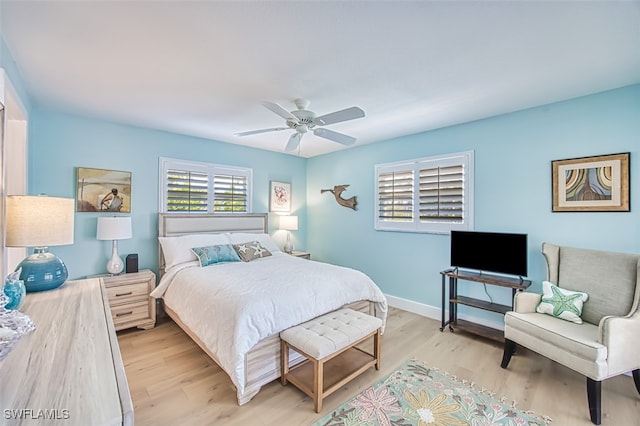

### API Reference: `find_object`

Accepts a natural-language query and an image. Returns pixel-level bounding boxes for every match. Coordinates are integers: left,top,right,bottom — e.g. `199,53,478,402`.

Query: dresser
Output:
0,278,133,425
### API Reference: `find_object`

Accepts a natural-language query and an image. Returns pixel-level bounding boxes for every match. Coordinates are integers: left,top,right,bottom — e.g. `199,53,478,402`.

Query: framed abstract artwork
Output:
551,153,629,212
76,167,132,212
269,181,291,212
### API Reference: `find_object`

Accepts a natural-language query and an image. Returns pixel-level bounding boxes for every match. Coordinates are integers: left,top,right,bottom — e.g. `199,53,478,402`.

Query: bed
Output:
151,213,388,405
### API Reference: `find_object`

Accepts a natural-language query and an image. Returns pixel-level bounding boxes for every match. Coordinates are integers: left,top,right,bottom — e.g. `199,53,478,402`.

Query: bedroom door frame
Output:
0,69,29,279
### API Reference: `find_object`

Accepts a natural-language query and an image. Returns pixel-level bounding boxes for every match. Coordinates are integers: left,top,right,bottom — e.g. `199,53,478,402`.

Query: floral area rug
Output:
312,359,550,426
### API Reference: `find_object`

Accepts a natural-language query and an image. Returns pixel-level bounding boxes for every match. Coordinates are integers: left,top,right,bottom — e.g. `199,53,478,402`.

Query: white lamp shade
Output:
6,195,75,247
279,215,298,231
97,217,132,240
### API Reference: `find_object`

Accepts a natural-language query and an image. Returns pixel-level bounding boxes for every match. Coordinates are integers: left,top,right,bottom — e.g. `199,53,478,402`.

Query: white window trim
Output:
374,150,474,234
159,157,253,213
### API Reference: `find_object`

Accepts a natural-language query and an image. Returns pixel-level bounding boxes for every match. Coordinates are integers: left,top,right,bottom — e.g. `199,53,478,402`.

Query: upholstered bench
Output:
280,308,382,412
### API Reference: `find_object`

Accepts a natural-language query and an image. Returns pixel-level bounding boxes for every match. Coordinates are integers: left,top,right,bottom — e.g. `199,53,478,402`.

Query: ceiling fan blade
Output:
313,128,356,146
261,101,298,121
313,106,365,126
285,132,303,152
234,127,288,137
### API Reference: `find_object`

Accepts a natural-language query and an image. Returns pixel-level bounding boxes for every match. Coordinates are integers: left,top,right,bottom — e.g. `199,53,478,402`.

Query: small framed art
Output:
551,153,629,212
269,181,291,212
76,167,132,212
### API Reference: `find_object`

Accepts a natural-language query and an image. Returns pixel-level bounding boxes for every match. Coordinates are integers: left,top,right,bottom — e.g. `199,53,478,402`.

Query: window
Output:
375,151,473,234
159,158,252,213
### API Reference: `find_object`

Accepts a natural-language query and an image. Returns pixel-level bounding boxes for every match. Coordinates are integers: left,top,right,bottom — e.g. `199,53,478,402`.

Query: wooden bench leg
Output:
314,359,323,413
374,329,381,370
281,340,289,385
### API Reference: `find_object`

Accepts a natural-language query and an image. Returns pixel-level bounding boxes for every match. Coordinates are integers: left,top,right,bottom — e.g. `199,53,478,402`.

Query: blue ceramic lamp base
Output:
17,248,69,292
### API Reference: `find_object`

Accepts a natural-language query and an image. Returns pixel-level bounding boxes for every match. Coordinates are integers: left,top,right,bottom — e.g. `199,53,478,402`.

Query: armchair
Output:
501,242,640,424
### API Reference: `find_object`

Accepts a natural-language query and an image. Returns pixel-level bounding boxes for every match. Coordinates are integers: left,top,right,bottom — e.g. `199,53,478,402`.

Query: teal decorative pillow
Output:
233,241,272,262
536,281,589,324
191,244,241,267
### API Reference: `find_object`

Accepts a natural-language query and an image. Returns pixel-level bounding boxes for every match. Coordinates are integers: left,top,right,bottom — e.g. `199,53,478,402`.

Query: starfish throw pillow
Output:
232,241,272,262
536,281,589,324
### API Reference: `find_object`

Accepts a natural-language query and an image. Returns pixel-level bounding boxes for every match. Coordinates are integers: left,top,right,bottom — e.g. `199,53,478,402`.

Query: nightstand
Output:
290,251,311,260
100,269,156,331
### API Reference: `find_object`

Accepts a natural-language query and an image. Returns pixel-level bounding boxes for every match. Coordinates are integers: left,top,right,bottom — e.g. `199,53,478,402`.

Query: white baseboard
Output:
384,293,505,331
384,293,441,319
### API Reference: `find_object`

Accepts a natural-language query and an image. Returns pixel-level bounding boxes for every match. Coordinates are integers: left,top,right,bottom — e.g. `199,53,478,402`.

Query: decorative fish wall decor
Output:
321,184,357,210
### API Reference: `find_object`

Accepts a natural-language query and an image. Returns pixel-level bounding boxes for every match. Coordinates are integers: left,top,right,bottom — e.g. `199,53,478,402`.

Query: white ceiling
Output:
2,1,639,158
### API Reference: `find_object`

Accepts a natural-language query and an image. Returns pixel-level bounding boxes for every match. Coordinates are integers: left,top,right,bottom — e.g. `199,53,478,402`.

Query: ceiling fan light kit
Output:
235,98,365,152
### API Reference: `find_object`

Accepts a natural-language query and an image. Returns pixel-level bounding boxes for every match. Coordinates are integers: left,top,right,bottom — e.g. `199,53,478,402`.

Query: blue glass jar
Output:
4,279,26,310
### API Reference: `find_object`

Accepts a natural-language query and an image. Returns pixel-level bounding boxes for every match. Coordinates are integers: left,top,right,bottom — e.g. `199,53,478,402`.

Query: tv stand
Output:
439,269,531,342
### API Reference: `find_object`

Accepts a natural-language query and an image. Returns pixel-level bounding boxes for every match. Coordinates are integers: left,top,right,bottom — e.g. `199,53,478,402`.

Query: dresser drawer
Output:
106,281,150,305
111,301,150,327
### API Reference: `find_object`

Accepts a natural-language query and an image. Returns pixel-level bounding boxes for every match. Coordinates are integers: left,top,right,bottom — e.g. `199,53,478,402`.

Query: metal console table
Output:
440,269,531,342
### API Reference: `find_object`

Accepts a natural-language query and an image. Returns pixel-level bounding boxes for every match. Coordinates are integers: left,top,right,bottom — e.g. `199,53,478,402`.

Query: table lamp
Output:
96,216,132,275
279,215,298,254
5,195,75,292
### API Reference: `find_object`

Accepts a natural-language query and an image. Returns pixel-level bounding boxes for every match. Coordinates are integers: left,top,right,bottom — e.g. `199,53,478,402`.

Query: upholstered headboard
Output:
157,213,268,277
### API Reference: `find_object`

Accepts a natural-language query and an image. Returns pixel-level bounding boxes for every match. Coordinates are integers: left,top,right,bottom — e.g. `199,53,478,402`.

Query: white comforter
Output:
151,252,387,394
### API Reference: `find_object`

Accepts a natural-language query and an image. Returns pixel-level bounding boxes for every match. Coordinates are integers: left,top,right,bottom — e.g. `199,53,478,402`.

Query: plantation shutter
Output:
377,170,414,222
375,151,473,234
419,164,464,223
213,174,248,212
166,169,208,212
160,158,253,214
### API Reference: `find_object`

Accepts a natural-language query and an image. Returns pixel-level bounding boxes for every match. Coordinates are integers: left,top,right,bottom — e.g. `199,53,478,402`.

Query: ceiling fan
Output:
234,98,365,152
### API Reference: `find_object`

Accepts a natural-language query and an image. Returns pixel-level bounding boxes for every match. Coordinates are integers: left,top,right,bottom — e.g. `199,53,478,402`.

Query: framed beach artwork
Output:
76,167,132,213
269,181,291,212
551,153,629,212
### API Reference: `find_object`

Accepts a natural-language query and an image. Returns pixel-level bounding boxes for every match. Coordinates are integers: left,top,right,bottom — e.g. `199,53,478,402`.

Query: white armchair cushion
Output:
505,311,607,378
536,281,589,324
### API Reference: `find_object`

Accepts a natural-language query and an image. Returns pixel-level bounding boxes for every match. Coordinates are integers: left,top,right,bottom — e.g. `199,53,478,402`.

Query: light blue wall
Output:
307,84,640,323
29,110,307,279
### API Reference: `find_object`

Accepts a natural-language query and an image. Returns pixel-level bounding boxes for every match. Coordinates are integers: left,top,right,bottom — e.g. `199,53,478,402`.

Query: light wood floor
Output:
117,307,639,425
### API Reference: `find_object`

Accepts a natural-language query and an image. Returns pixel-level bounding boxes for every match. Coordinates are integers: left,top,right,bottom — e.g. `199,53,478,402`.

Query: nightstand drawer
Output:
106,281,149,305
100,269,156,331
111,301,150,327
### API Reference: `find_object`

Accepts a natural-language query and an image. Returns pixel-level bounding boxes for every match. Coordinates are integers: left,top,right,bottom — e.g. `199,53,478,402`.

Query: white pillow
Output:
159,233,230,270
225,232,281,253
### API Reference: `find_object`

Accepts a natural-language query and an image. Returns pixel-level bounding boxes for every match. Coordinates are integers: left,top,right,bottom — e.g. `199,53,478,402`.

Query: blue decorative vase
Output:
17,248,68,292
4,279,26,310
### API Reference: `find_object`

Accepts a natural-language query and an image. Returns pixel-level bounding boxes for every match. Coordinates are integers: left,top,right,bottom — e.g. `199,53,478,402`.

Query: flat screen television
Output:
450,230,528,277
